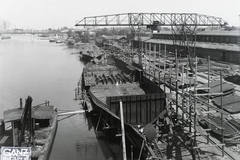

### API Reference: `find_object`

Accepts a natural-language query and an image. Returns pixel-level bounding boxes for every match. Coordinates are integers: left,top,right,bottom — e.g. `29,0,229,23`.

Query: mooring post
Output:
73,88,78,100
20,98,22,109
131,145,133,160
120,100,127,160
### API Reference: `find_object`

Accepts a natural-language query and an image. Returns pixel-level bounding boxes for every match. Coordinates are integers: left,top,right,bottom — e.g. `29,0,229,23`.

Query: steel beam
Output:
75,13,228,27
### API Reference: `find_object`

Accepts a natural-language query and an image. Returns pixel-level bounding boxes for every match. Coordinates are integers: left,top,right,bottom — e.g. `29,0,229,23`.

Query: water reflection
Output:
0,35,117,160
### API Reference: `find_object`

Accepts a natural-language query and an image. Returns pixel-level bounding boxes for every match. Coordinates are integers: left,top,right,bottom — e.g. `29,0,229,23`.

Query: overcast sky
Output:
0,0,239,30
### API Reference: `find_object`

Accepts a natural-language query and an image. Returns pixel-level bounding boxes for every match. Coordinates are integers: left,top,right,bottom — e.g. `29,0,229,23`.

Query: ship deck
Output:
90,83,145,104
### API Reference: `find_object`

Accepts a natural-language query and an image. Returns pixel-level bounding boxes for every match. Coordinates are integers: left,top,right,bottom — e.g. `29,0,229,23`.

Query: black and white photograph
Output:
0,0,240,159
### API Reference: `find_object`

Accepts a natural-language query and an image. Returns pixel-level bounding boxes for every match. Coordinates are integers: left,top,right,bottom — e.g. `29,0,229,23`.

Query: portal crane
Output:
75,13,227,63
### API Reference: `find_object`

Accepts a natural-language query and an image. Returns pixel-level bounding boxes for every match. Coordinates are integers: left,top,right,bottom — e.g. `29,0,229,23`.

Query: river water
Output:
0,35,119,160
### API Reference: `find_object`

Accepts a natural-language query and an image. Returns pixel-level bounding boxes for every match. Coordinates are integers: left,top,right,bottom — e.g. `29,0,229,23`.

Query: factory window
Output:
226,37,229,43
211,37,213,42
197,36,200,41
206,37,209,41
231,38,235,43
215,37,218,42
177,36,179,41
220,37,223,42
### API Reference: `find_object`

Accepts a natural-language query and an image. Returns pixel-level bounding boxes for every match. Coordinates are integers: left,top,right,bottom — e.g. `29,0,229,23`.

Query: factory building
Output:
133,30,240,64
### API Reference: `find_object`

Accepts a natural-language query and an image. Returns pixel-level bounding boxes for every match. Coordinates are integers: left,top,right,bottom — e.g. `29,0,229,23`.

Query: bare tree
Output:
2,20,10,30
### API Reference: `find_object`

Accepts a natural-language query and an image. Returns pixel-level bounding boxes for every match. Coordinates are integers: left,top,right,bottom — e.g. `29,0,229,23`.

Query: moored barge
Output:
0,96,58,160
78,43,103,63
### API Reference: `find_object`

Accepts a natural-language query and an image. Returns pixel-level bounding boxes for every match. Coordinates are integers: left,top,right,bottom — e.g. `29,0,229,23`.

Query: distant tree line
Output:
67,27,153,44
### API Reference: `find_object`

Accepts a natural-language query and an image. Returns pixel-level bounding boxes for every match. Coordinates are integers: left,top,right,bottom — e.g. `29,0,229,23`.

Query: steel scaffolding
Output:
75,12,230,159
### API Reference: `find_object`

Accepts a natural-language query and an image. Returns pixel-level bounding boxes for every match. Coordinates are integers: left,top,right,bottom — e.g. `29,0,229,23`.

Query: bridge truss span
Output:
75,13,228,27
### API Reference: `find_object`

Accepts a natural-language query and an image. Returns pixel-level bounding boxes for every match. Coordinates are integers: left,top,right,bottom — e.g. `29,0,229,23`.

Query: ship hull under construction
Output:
80,55,167,159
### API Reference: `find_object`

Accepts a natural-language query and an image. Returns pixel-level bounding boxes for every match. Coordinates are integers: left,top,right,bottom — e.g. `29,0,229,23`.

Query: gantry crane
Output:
75,13,228,61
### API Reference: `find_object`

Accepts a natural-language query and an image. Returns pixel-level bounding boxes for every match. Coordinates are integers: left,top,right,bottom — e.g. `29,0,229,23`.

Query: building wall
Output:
152,33,240,44
195,48,240,64
133,40,240,64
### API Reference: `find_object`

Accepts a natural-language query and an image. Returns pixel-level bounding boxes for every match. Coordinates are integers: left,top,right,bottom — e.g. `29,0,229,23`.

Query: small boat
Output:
38,34,50,40
0,96,58,160
1,35,11,40
49,39,56,42
38,34,49,38
55,39,63,43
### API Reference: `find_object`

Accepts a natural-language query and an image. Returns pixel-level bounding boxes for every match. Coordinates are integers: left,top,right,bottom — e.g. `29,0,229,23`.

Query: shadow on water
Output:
86,111,122,160
0,35,121,160
57,114,76,122
55,110,121,160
